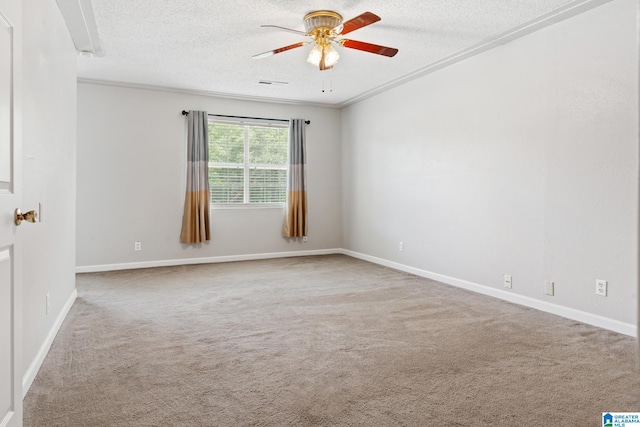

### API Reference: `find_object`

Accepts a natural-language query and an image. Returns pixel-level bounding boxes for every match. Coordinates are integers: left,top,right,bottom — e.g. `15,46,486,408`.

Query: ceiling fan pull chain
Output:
330,68,334,92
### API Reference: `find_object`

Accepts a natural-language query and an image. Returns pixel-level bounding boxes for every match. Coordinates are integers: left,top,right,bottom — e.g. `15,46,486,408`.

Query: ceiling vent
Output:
259,80,289,86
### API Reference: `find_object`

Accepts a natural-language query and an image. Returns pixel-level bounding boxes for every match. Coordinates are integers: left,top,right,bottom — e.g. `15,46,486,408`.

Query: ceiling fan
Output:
252,11,398,71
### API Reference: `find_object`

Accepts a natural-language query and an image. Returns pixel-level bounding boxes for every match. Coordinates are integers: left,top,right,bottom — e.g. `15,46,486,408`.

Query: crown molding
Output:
76,78,341,109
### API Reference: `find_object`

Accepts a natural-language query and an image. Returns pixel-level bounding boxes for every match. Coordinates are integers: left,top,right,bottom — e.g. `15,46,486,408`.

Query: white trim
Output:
340,0,615,107
75,249,343,273
76,78,337,108
56,0,103,56
22,288,78,397
0,248,9,263
342,250,638,338
211,203,284,210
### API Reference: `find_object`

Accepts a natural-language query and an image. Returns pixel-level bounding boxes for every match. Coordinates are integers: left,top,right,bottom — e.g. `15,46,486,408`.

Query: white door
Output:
0,0,21,426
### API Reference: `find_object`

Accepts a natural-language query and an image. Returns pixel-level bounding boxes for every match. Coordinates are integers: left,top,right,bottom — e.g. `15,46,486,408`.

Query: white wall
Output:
76,84,342,268
342,0,638,329
21,0,77,388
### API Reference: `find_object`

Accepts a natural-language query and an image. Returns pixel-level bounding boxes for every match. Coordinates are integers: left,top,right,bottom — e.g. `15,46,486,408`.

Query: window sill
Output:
211,203,285,210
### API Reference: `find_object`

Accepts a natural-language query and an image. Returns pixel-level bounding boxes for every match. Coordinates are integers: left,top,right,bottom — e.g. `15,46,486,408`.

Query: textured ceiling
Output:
77,0,579,106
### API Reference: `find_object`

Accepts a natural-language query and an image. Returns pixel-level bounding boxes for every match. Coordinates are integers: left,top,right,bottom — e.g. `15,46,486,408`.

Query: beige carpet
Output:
24,255,639,426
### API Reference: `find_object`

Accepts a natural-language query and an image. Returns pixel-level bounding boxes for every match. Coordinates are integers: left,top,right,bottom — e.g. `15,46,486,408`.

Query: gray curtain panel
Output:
180,110,211,243
283,118,307,238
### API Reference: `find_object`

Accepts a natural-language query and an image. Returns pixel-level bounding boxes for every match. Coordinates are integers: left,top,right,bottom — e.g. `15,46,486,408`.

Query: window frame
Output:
208,117,289,209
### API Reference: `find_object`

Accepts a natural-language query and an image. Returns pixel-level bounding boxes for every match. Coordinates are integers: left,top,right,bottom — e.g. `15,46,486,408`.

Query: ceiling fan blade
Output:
339,39,398,57
260,25,308,36
252,42,309,59
337,12,381,35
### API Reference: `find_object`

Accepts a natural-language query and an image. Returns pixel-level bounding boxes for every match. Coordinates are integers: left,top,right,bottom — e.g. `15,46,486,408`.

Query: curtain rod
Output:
181,110,310,125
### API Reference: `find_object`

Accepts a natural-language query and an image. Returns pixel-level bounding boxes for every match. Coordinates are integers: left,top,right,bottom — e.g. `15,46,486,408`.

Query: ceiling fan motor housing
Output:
304,10,342,35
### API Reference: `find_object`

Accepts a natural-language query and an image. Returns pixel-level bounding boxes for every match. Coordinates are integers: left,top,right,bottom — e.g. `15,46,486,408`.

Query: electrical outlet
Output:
46,293,50,315
596,279,607,297
545,281,555,296
303,236,308,242
504,274,512,289
399,241,404,252
134,241,141,251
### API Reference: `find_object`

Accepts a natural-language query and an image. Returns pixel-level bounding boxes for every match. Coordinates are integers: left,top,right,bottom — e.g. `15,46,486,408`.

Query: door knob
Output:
15,208,38,226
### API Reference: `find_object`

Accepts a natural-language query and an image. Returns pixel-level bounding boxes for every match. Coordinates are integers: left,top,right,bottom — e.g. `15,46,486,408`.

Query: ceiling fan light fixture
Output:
323,44,339,67
307,43,339,69
306,44,323,66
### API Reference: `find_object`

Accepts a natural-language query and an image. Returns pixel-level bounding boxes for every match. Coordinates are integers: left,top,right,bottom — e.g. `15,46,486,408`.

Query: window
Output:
208,119,288,206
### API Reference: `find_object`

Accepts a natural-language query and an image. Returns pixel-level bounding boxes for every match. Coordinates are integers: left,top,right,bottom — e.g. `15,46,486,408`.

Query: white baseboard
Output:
23,288,78,397
342,249,638,338
75,249,343,273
